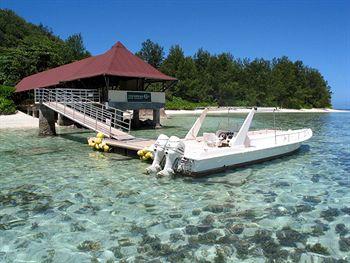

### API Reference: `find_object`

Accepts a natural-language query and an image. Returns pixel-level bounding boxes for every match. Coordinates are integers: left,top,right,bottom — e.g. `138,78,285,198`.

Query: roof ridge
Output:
106,44,119,73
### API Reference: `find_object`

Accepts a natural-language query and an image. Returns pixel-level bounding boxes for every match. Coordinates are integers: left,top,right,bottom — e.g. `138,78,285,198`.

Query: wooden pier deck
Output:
103,137,155,152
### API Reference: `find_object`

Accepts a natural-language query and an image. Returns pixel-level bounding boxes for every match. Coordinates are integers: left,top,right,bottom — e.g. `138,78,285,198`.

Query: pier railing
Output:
35,88,132,136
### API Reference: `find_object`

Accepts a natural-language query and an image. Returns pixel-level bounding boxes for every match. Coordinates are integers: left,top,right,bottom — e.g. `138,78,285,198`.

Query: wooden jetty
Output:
102,137,155,155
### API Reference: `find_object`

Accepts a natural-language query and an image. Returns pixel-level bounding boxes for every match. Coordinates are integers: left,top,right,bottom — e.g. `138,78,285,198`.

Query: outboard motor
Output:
157,136,185,177
146,134,169,174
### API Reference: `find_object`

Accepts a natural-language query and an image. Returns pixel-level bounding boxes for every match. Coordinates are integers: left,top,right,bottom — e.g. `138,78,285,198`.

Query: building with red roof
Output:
16,41,176,129
16,41,176,92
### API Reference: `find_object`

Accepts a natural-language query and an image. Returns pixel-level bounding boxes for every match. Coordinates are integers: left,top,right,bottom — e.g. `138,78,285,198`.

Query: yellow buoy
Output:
97,132,104,139
103,145,110,152
95,144,100,150
145,152,152,159
137,150,143,156
95,138,102,144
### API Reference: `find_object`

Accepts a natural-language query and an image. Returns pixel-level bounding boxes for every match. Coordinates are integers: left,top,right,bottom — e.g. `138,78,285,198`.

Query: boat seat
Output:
203,133,220,147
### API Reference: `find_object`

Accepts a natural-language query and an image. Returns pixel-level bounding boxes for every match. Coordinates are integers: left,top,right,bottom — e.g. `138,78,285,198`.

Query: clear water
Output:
0,113,349,262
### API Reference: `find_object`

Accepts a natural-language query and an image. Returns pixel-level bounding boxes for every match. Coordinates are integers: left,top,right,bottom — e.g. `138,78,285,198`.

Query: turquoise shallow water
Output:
0,113,349,262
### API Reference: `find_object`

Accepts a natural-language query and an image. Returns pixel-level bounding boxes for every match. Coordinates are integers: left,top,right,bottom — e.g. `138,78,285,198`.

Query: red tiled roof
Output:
16,41,176,92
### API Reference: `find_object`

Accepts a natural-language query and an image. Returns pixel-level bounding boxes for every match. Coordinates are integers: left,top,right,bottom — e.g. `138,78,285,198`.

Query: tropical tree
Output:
135,39,164,68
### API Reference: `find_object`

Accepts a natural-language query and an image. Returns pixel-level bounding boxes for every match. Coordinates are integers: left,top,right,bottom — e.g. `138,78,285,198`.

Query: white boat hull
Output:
148,108,313,177
189,141,301,176
179,129,312,176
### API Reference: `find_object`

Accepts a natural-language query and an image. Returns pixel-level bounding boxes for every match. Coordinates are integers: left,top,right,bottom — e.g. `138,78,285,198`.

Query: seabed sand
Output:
0,111,39,129
165,107,348,116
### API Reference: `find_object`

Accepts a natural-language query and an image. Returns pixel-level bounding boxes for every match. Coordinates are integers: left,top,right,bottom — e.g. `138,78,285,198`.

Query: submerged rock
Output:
232,238,252,259
168,213,182,219
293,204,314,214
74,205,100,215
339,237,350,252
305,243,330,255
70,222,86,232
268,205,291,217
130,224,147,235
311,221,329,236
335,223,348,236
108,246,123,258
185,225,198,235
138,234,175,257
0,214,26,230
170,232,185,242
192,209,201,216
57,200,74,211
196,224,212,233
302,195,322,204
234,209,256,220
226,223,244,234
276,226,307,247
274,181,291,187
41,249,55,262
251,229,273,244
340,206,350,215
203,204,227,213
31,222,39,230
118,238,134,247
311,174,321,183
77,240,102,251
197,230,223,244
140,234,161,251
202,214,216,225
167,245,192,262
320,207,340,221
214,246,232,263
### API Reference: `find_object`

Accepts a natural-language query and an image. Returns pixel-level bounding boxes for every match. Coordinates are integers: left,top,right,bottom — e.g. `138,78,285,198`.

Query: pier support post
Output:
38,105,56,136
57,113,73,126
133,109,140,128
153,109,161,128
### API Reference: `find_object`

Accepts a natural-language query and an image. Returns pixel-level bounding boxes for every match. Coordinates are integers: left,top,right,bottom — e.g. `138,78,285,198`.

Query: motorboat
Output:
146,108,313,177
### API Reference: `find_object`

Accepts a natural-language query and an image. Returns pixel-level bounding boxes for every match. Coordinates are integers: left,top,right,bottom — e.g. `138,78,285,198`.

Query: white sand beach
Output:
0,111,39,129
165,107,348,116
0,108,348,130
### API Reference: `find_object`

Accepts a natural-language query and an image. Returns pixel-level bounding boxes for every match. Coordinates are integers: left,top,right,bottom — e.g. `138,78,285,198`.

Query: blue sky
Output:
1,0,349,108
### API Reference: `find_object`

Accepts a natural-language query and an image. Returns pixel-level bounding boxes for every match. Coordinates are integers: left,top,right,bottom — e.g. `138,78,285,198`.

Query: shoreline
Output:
0,108,348,130
165,107,348,116
0,111,39,129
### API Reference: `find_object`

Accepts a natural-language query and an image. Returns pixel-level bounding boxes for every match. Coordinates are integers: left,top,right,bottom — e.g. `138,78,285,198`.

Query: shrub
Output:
0,85,16,115
165,96,217,110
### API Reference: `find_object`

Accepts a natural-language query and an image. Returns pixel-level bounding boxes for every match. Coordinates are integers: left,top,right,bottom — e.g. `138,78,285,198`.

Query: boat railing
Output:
250,129,309,144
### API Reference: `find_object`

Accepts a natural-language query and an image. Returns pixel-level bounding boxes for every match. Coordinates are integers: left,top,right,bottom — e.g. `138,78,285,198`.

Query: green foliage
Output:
166,96,217,110
135,39,164,68
0,9,90,86
65,33,90,61
0,85,16,114
147,40,331,108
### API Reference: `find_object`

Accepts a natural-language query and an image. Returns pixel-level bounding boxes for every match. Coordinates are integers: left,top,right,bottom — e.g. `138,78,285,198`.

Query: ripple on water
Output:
0,113,350,262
